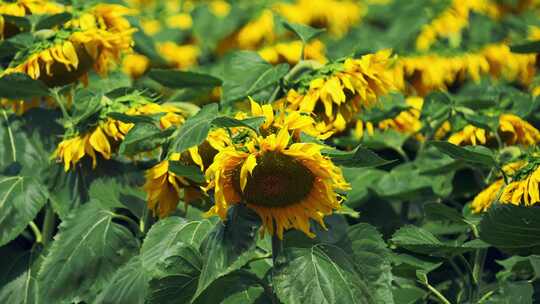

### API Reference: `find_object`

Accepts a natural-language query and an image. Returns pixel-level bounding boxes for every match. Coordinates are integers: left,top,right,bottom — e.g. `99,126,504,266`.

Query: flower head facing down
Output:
284,49,396,132
205,128,350,238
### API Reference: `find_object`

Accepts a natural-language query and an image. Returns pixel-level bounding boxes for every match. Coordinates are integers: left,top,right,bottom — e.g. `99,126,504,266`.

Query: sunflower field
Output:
4,0,540,303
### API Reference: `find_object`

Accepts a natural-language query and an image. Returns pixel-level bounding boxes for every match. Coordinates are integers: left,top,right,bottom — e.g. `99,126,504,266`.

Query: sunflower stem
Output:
271,233,283,265
2,109,17,162
41,203,56,246
28,221,42,244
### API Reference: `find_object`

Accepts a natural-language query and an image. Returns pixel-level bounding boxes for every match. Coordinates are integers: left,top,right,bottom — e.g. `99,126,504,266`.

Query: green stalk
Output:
2,109,17,162
41,204,56,246
28,221,42,244
426,283,452,304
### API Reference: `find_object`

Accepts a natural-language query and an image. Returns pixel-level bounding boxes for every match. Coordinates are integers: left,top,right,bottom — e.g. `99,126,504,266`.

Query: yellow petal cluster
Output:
103,102,185,141
394,43,536,95
285,49,396,132
144,153,191,218
157,42,200,69
2,28,134,84
54,126,112,171
205,128,350,238
0,0,65,39
500,166,540,206
448,114,540,147
471,161,527,212
274,0,365,37
416,0,499,51
122,53,151,79
259,40,327,65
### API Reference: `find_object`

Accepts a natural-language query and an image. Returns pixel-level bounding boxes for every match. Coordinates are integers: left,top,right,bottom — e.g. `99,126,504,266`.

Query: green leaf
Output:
172,103,219,153
222,51,289,103
192,270,263,304
423,202,466,223
147,244,203,304
326,145,394,168
35,13,72,30
429,141,496,167
343,168,386,208
479,205,540,254
486,281,533,304
0,73,49,99
340,224,394,303
0,248,42,304
510,40,540,53
273,244,375,304
107,112,157,124
119,123,175,156
132,30,168,66
38,202,139,302
0,175,48,246
192,205,261,303
211,116,265,133
94,256,149,304
141,217,214,268
168,161,206,184
282,21,325,43
88,177,146,218
148,69,222,89
391,225,480,257
392,286,426,304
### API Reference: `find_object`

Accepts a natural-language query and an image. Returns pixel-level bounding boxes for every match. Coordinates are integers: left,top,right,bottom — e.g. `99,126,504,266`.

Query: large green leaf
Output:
148,70,222,89
222,51,289,103
0,175,48,246
147,244,203,304
326,145,394,168
94,256,149,304
273,244,375,304
172,103,219,153
141,217,214,268
95,218,213,304
118,123,175,156
38,202,139,302
480,205,540,253
429,141,496,167
340,224,394,303
282,21,325,43
391,225,485,257
192,205,261,303
0,73,49,99
0,248,42,304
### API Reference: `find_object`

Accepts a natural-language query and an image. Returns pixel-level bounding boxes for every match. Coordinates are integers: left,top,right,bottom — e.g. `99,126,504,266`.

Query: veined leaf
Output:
429,141,496,167
0,175,48,246
282,21,325,43
211,116,265,133
326,145,394,168
222,51,289,103
119,123,175,156
0,73,49,99
38,202,139,302
148,69,222,89
172,103,219,153
168,162,206,184
273,244,375,304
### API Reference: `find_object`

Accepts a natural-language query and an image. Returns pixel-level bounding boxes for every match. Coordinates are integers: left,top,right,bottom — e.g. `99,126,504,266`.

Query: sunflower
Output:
481,43,536,85
2,28,134,87
274,0,364,37
471,161,526,212
448,114,540,146
499,159,540,207
393,53,489,95
415,0,499,51
0,0,65,39
103,102,186,141
258,39,327,65
53,125,112,172
144,153,192,217
65,3,134,33
157,42,200,69
216,9,275,54
205,128,350,238
122,53,150,79
284,49,396,132
55,101,185,171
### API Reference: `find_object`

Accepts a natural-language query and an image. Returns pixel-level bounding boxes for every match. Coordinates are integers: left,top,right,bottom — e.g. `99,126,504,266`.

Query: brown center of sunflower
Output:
233,151,315,207
39,44,95,87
